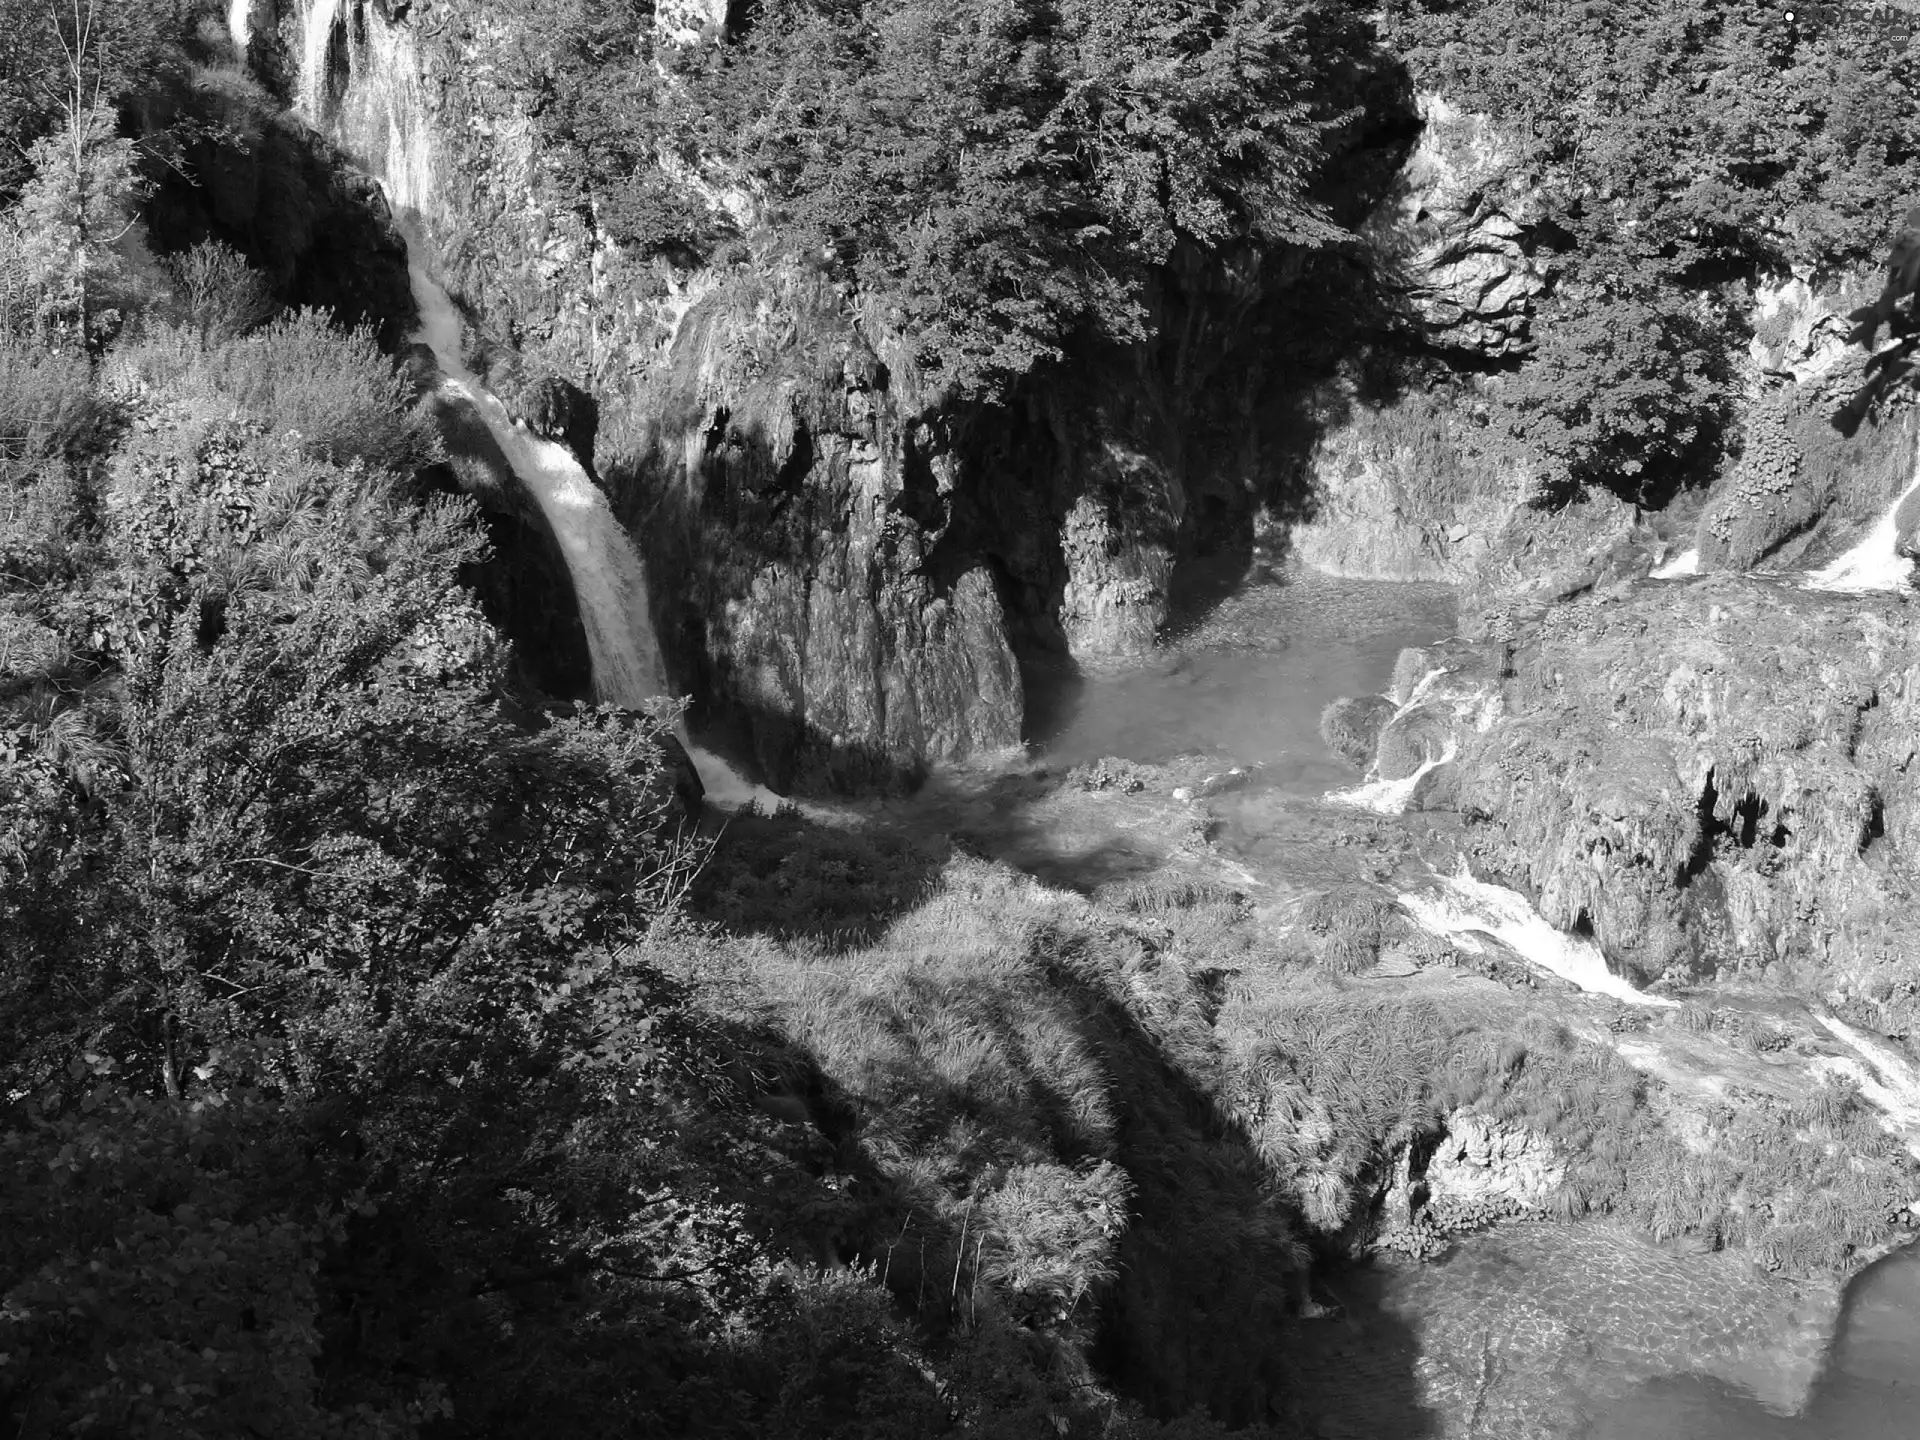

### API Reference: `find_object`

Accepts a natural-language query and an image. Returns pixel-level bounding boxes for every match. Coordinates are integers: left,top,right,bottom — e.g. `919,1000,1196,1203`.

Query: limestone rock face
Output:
1367,95,1546,359
1059,488,1173,658
1749,274,1865,385
627,299,1023,790
1369,575,1920,1021
1425,1113,1563,1212
1291,383,1531,584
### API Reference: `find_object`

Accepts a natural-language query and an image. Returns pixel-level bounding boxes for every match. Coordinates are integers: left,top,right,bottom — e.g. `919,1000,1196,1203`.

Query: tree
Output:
511,0,1355,399
12,3,146,346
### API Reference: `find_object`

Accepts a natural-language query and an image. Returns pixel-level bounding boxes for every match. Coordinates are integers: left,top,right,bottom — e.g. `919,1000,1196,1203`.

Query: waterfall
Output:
1815,1015,1920,1155
405,252,669,710
284,3,780,809
1328,742,1454,815
298,0,340,122
295,0,439,218
407,248,779,809
1401,868,1679,1008
228,0,253,55
1651,546,1700,580
1806,447,1920,593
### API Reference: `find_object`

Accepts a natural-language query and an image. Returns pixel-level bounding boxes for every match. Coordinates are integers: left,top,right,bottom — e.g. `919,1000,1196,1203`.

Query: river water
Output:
1036,567,1457,793
1584,1245,1920,1438
1034,565,1920,1439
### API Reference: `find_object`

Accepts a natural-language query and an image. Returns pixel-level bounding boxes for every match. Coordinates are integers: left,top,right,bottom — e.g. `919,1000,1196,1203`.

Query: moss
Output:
1319,693,1395,767
1376,703,1454,780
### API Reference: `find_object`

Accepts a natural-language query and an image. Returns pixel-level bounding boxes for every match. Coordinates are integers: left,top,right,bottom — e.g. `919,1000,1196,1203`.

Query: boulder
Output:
512,374,600,470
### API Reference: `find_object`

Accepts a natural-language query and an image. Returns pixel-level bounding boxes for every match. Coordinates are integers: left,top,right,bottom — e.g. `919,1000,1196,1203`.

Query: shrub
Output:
120,311,436,473
0,340,115,463
166,238,277,343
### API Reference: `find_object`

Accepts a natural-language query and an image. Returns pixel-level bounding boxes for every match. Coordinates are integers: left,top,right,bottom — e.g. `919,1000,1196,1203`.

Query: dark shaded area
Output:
689,805,1438,1433
146,110,416,348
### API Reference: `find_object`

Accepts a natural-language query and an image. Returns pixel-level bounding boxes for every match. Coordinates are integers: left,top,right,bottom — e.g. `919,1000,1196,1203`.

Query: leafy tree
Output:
14,96,144,345
507,0,1354,399
1499,288,1730,502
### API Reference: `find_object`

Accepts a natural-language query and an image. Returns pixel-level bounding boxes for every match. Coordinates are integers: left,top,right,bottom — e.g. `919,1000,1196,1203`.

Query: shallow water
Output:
1036,569,1457,795
1583,1246,1920,1438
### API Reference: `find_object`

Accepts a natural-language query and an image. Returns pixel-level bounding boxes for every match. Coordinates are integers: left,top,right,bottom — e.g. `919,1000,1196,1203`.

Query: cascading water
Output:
1806,444,1920,592
228,0,253,55
1651,546,1701,579
406,253,671,711
299,0,340,123
295,0,439,217
1400,867,1680,1008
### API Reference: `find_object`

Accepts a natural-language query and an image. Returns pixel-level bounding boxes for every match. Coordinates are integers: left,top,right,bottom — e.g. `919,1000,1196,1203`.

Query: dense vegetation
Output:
1381,0,1920,501
491,0,1362,399
5,2,1920,1436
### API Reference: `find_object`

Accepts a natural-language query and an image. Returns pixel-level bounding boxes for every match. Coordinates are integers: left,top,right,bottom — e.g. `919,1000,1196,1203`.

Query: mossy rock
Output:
1320,694,1395,767
1408,759,1461,812
1391,646,1439,705
1378,704,1454,781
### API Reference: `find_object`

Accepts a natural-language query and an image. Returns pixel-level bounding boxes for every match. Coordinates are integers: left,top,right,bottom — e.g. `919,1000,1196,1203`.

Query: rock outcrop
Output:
1347,574,1920,1027
1365,94,1546,359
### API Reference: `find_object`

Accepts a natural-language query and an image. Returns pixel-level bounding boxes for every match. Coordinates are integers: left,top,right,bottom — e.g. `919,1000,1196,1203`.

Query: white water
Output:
1815,1014,1920,1155
1806,463,1920,593
1328,743,1453,815
406,247,779,811
228,0,252,55
1401,868,1679,1008
408,255,669,709
295,0,439,217
1652,547,1700,580
299,0,340,122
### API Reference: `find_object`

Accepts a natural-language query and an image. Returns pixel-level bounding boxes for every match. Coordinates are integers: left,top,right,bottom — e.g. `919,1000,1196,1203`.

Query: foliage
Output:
119,310,437,472
494,0,1355,398
11,97,146,345
0,1076,432,1439
167,237,278,342
1495,288,1731,502
1377,0,1920,276
1375,0,1920,500
0,0,206,200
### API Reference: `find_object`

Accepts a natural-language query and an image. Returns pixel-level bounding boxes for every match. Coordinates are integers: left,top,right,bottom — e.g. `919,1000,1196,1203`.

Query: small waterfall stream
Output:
1806,464,1920,592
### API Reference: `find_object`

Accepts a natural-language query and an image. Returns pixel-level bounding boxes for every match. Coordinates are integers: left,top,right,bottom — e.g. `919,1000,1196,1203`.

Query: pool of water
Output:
1583,1245,1920,1439
1035,569,1457,796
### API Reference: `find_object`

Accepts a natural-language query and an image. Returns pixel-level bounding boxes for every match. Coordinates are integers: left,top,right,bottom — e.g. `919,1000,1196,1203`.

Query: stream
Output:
1032,562,1920,1438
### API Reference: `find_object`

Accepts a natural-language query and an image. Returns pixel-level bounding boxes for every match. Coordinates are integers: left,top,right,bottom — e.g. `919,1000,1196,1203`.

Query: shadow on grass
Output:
690,802,1440,1434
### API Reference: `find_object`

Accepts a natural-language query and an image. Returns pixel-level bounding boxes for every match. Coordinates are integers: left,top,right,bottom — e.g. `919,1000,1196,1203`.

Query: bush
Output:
166,238,278,343
120,311,436,473
0,340,116,464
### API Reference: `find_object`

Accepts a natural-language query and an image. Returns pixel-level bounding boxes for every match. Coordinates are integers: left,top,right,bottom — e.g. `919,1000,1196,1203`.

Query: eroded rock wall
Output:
1362,578,1920,1024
